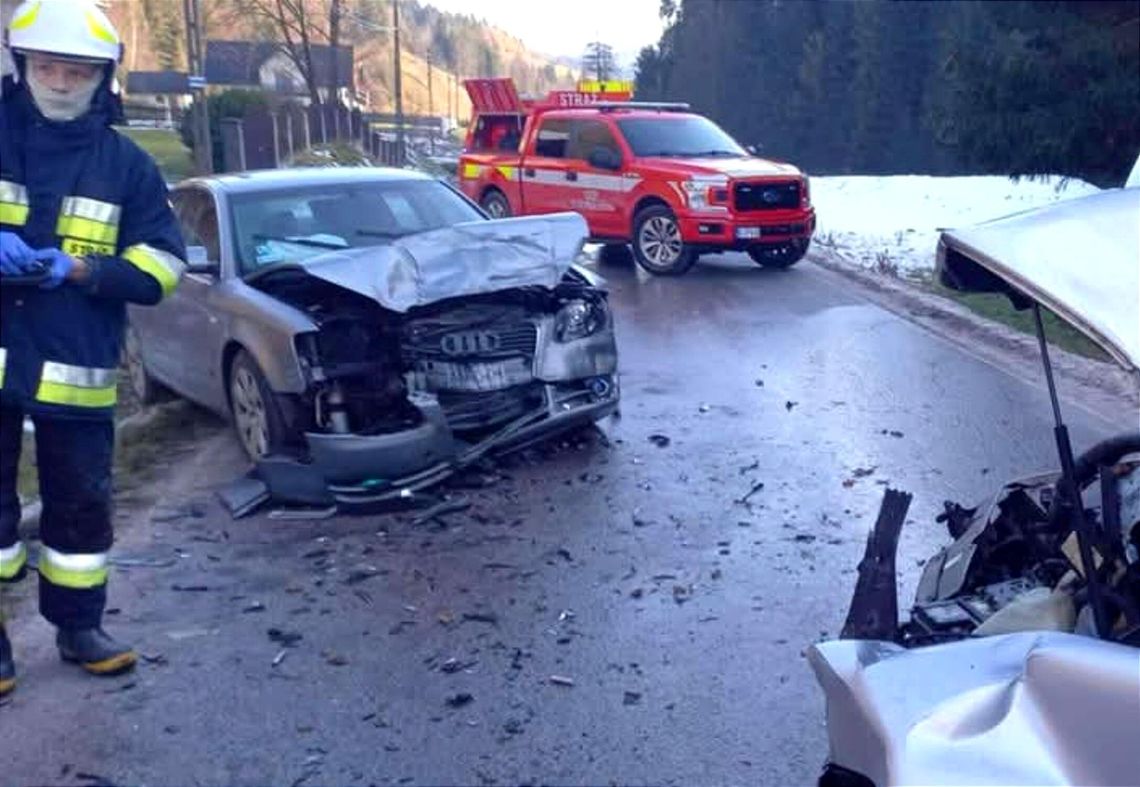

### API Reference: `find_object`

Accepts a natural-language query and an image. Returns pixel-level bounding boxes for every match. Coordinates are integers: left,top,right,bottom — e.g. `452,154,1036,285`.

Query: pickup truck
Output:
459,79,816,276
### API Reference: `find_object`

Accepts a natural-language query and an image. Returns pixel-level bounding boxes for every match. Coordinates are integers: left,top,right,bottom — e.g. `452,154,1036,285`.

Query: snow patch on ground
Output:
812,175,1102,277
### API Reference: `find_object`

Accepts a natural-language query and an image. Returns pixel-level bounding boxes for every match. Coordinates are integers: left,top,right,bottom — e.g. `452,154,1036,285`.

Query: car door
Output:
520,116,574,216
144,188,227,406
567,119,628,237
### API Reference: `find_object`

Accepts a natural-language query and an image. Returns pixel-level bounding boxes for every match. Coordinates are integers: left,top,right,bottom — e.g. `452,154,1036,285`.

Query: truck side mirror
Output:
588,148,622,171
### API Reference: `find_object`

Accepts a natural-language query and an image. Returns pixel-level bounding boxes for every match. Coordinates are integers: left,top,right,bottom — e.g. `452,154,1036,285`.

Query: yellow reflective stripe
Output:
0,181,29,227
35,361,118,408
10,1,41,31
0,347,6,388
0,542,27,580
38,546,109,589
60,196,121,226
57,215,119,245
85,11,119,45
122,244,184,297
0,203,29,226
496,165,517,180
462,163,482,179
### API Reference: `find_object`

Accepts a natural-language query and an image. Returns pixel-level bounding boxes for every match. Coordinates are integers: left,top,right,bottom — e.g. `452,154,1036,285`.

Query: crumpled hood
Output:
296,212,588,313
808,632,1140,786
639,156,802,180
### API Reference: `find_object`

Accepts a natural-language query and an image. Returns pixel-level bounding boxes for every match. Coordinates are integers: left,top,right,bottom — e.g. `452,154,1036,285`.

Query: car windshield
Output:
229,179,483,274
617,116,747,158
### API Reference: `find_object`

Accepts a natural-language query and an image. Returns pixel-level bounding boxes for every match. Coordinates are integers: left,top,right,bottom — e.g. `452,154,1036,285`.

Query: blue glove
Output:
0,231,36,275
34,247,76,289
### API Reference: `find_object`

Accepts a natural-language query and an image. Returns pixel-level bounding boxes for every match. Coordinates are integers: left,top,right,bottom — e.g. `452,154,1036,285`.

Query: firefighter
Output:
0,0,186,695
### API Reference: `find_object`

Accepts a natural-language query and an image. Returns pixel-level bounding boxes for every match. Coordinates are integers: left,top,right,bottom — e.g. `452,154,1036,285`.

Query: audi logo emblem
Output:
441,330,501,355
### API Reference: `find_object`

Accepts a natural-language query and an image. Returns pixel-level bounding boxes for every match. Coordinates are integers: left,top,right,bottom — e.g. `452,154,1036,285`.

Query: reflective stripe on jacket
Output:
0,78,186,418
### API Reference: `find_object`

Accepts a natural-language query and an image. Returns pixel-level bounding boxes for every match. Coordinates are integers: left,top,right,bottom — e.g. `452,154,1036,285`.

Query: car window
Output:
228,179,484,275
534,118,571,159
171,189,221,261
568,120,620,162
616,116,747,158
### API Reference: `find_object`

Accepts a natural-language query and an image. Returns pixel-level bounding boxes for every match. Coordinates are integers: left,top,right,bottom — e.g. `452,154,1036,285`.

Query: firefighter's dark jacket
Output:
0,75,186,419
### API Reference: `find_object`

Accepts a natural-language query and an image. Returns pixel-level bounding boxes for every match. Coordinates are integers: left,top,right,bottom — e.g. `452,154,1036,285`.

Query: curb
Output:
807,249,1139,416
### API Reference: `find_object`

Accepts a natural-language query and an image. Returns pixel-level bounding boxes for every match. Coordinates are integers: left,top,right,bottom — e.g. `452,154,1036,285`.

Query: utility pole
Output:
426,52,434,155
182,0,212,174
393,0,405,165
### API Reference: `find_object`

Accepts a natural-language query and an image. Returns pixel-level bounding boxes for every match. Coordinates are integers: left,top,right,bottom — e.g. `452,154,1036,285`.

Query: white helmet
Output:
6,0,123,64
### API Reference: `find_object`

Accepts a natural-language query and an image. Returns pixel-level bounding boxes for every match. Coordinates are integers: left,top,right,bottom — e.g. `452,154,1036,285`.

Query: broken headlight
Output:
554,298,608,343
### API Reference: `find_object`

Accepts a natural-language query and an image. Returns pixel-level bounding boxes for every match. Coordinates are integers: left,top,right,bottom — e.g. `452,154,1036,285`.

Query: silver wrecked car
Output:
810,185,1140,786
125,168,619,504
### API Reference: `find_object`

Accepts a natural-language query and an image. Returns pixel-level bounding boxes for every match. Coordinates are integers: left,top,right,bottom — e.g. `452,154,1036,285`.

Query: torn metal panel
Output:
296,212,589,313
809,632,1140,786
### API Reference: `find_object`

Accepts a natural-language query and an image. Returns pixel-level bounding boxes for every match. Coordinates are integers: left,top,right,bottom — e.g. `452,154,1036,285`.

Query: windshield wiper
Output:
356,229,407,239
688,150,746,158
253,233,347,250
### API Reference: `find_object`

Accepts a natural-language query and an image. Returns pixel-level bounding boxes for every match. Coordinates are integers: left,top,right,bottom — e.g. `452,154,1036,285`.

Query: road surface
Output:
1,254,1128,787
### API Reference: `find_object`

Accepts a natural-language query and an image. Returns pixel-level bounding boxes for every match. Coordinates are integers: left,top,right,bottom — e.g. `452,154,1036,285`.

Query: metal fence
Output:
219,103,408,172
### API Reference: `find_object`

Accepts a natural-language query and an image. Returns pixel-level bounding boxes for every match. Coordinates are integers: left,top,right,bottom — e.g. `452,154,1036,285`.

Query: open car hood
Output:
295,212,588,313
938,187,1140,371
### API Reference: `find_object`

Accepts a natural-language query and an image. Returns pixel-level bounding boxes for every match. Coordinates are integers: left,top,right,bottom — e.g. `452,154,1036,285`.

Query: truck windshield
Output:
617,116,747,158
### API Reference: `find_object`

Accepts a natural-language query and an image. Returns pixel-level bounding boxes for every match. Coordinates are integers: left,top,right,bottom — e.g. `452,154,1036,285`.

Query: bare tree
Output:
229,0,330,105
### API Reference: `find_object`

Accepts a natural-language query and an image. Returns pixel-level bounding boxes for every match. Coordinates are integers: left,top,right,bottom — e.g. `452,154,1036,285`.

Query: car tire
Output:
481,189,512,219
122,323,170,406
632,205,697,276
748,242,808,269
228,348,292,462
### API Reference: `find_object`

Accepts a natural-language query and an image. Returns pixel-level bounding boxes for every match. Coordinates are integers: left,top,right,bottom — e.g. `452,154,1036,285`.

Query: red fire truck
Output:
458,78,816,276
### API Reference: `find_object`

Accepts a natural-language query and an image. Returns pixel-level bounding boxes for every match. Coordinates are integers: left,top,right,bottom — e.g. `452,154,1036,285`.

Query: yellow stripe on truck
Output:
462,163,482,180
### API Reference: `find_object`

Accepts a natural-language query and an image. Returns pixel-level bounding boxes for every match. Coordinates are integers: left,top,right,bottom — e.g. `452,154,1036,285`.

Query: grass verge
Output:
117,127,195,183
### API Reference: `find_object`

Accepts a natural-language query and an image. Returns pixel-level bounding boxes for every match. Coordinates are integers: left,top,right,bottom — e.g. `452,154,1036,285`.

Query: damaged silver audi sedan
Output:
125,169,618,504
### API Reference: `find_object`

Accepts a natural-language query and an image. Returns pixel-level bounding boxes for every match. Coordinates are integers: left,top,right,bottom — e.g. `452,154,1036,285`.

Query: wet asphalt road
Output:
1,254,1126,787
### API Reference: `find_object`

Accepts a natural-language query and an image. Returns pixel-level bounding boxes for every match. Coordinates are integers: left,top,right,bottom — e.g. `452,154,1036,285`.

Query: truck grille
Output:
734,181,800,211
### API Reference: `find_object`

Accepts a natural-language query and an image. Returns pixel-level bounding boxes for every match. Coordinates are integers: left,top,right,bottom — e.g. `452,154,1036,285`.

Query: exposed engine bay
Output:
841,433,1140,650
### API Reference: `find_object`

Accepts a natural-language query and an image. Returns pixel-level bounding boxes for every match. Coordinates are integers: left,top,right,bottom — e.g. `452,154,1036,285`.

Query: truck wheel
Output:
228,349,293,462
481,190,512,219
748,242,807,269
632,206,697,276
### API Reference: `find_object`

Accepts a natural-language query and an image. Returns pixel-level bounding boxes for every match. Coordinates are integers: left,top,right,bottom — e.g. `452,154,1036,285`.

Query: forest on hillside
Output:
111,0,572,112
635,0,1140,186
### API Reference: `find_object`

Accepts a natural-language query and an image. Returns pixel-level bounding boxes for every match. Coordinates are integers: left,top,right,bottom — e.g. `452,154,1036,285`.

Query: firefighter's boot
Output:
57,627,137,676
0,624,14,697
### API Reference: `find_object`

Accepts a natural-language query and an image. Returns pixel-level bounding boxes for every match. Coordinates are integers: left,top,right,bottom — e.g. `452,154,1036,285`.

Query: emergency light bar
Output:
595,101,691,112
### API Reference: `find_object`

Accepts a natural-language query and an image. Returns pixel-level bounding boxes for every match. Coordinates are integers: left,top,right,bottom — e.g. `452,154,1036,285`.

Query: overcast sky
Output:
423,0,667,67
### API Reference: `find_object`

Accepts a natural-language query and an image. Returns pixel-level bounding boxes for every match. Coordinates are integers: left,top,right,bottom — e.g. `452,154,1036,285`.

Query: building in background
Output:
205,41,363,108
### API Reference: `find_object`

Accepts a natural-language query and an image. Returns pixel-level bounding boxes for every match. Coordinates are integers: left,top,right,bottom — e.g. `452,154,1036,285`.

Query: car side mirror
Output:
185,245,219,276
747,144,762,156
588,148,622,171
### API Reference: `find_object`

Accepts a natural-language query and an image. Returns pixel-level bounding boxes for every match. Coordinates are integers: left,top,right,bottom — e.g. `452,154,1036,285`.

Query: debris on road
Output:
853,466,877,478
446,693,474,708
649,433,671,448
171,584,210,593
242,601,266,613
462,611,499,625
699,404,711,414
630,588,645,599
322,650,349,666
440,658,477,674
785,401,799,411
739,460,760,475
755,379,764,387
268,628,304,648
549,675,575,687
623,691,643,705
272,650,288,667
673,584,693,604
737,480,765,505
412,496,472,526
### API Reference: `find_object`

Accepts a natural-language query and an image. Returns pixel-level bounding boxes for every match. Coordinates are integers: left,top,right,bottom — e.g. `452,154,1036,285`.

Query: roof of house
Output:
205,41,354,92
125,71,190,95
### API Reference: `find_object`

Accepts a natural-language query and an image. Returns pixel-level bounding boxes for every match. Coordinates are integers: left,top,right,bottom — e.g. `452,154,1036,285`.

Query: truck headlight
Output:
682,180,710,209
555,298,608,342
